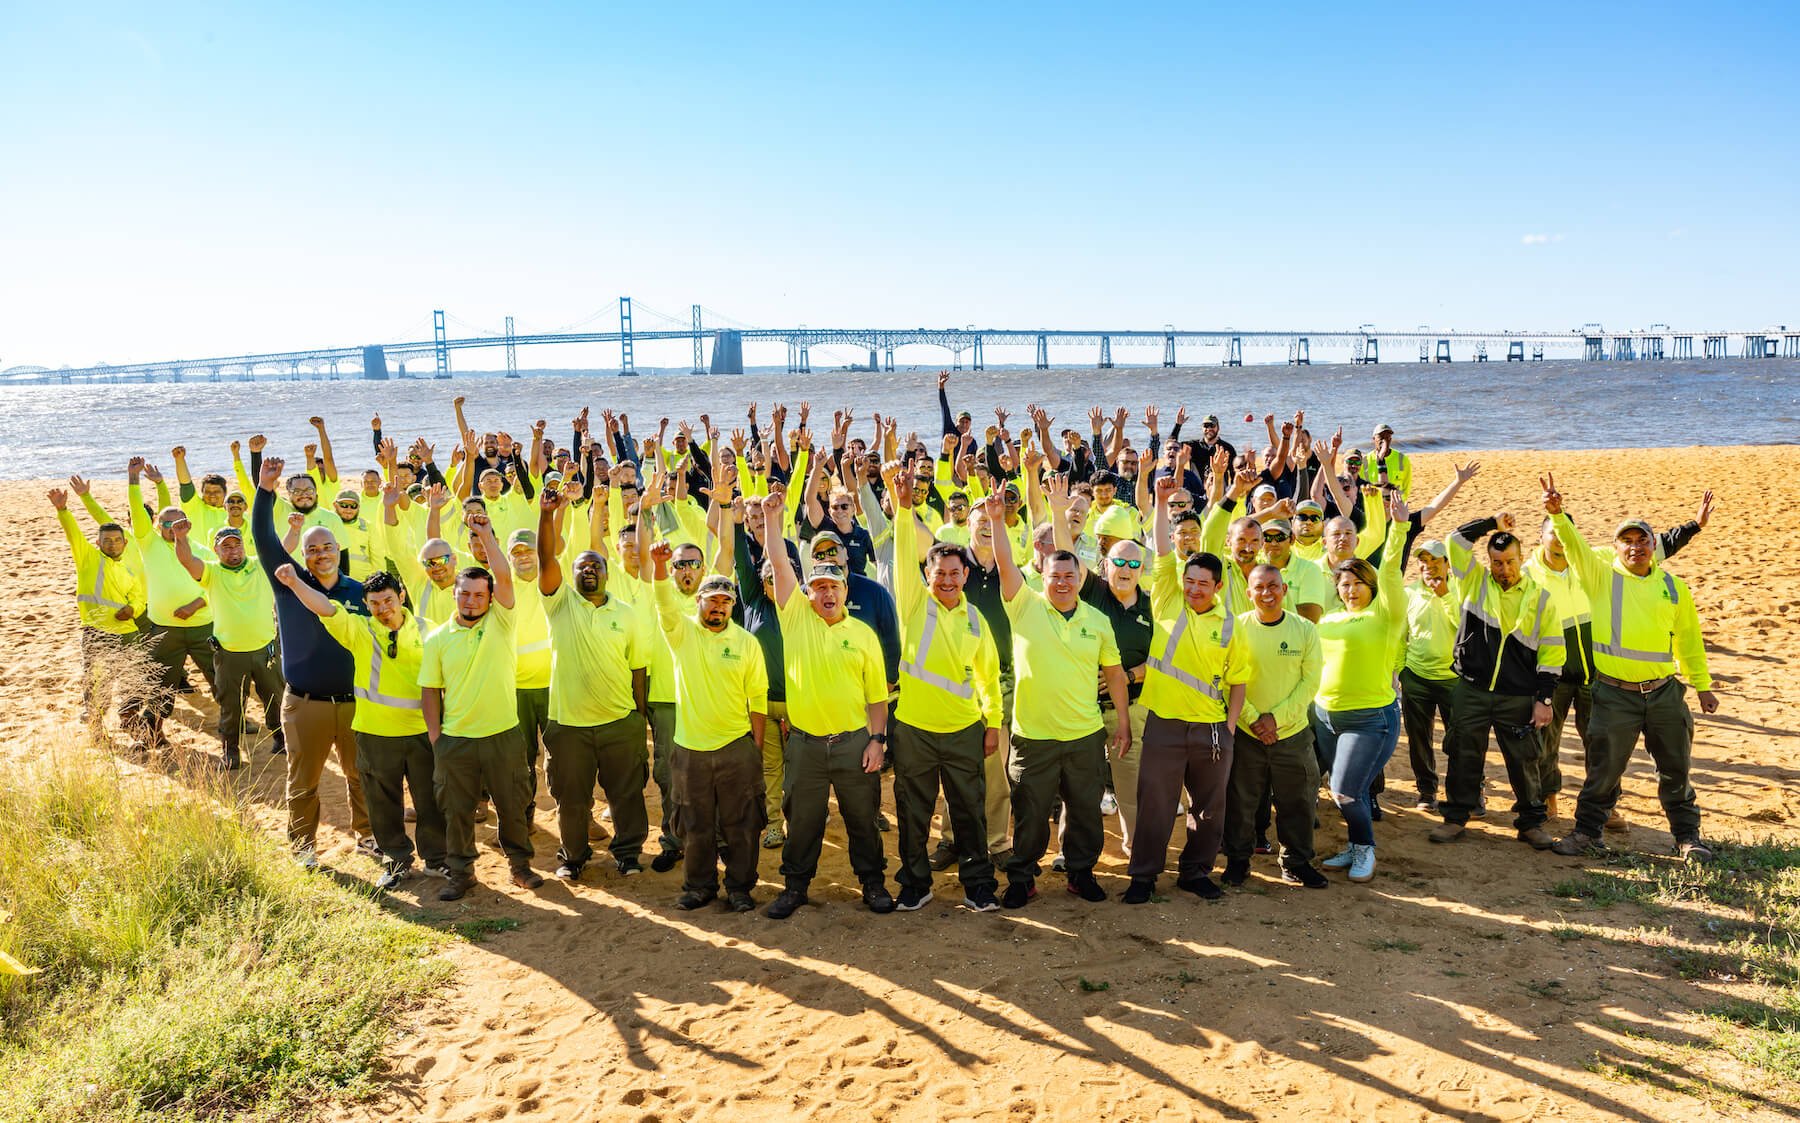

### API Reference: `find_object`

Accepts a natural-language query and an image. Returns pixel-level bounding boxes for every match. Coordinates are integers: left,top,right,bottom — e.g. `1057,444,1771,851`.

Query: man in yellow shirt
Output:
990,484,1131,909
127,457,217,749
1126,475,1253,903
1399,541,1459,812
535,494,651,883
759,488,896,920
1541,477,1719,861
419,513,541,900
883,461,1004,913
175,523,285,770
652,546,770,912
506,528,552,822
48,486,146,728
275,566,448,892
1222,564,1324,889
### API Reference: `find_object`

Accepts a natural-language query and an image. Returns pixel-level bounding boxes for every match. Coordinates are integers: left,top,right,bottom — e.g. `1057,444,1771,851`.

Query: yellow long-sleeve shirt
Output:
892,494,1002,733
56,509,144,635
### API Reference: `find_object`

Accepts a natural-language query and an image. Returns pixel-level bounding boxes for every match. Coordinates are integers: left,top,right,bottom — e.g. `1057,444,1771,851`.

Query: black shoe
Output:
1066,871,1107,902
765,887,808,920
1222,857,1251,887
1001,881,1035,909
439,877,473,901
862,881,897,914
649,848,681,873
876,812,892,832
1370,802,1385,822
617,858,645,877
962,887,1001,913
222,745,242,771
269,732,286,756
1122,877,1155,905
675,888,717,911
1176,874,1223,900
896,886,934,911
928,842,957,871
1281,865,1330,889
554,861,584,881
726,890,756,913
1252,837,1273,855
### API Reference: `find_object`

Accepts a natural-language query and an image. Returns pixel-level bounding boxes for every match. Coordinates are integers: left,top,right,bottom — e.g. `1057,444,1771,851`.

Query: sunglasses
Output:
1295,514,1322,522
672,558,703,570
1263,533,1290,543
1169,499,1192,509
813,545,841,556
1111,558,1144,570
829,502,853,511
385,630,399,659
427,554,454,567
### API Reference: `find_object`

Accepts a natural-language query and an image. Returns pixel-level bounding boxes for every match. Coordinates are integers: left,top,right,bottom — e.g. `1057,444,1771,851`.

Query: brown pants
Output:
281,694,370,850
671,737,765,896
1127,714,1233,883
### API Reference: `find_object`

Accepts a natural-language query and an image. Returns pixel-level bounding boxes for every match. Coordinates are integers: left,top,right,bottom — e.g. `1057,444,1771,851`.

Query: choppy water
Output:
0,359,1794,479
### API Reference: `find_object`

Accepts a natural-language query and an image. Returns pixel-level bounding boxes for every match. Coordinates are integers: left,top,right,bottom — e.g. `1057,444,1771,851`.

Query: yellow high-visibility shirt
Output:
1141,552,1253,725
543,583,645,727
892,495,1002,733
776,593,887,736
511,578,552,690
419,602,518,738
128,485,213,628
615,570,676,704
1277,552,1332,614
1551,513,1710,691
1315,520,1408,711
1236,609,1322,739
320,608,428,737
199,561,277,652
655,579,768,751
1402,581,1459,680
56,509,144,635
1002,585,1119,741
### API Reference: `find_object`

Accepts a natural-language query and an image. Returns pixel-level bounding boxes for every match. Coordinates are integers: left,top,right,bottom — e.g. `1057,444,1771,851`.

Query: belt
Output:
289,689,356,705
1594,672,1673,695
790,727,865,744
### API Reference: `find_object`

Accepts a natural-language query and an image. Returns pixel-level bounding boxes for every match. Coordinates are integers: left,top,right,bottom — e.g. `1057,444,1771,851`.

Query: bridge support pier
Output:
1226,336,1242,367
1746,334,1772,358
1584,336,1605,361
868,348,879,372
709,330,744,375
798,343,811,374
951,347,963,372
1419,342,1430,363
1035,334,1048,370
1704,334,1727,359
361,344,390,381
1476,341,1488,362
1532,344,1544,361
505,315,518,379
1098,335,1113,369
884,347,894,372
1163,331,1176,368
1784,334,1800,359
618,297,636,376
1288,337,1310,365
1435,339,1451,363
1506,340,1524,362
433,310,450,378
1673,335,1694,359
691,305,705,375
1612,337,1635,361
1645,336,1665,360
972,337,985,371
1356,336,1379,364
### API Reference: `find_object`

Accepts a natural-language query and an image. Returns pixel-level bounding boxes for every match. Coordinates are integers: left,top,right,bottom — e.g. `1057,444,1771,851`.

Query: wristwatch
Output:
871,732,888,743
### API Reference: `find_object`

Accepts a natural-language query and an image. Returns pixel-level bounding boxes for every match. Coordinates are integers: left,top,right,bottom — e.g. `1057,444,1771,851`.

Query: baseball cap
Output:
1250,484,1276,505
1374,423,1394,437
806,561,848,585
1614,519,1655,540
1345,448,1366,464
335,489,360,504
1413,539,1448,560
811,530,845,550
1202,414,1220,426
1295,500,1325,515
1263,519,1294,538
507,529,536,552
213,526,243,543
697,575,738,601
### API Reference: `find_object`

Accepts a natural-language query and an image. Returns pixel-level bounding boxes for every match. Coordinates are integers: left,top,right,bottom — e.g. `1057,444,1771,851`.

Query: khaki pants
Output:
281,694,369,849
648,701,681,852
1104,700,1155,855
760,699,789,822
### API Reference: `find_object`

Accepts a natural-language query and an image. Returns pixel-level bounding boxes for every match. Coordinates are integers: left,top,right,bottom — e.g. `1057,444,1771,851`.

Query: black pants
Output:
1441,684,1545,830
1007,729,1106,885
1224,726,1319,870
1399,668,1458,800
515,686,550,815
214,641,284,748
544,714,649,867
433,728,534,880
1542,678,1590,799
671,737,765,895
1572,679,1699,840
1127,715,1232,882
779,728,886,890
357,731,446,869
144,622,217,726
648,701,681,852
892,720,996,895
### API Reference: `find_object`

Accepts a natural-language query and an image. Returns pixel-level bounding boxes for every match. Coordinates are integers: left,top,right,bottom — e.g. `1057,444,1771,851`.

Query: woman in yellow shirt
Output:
1312,494,1410,884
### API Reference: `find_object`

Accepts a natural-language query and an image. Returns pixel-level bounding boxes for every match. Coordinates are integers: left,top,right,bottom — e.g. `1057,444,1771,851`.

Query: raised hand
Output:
1455,461,1481,484
142,462,164,484
1144,404,1159,430
47,487,68,510
382,480,401,507
1173,405,1189,428
1695,490,1715,528
287,512,306,532
1539,472,1563,516
426,482,448,509
259,456,286,490
937,370,950,391
273,563,301,587
1495,510,1517,533
308,415,325,430
248,434,267,454
68,474,90,496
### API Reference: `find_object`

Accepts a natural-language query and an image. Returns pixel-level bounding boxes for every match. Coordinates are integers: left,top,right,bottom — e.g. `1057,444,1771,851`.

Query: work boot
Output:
1222,857,1251,886
1066,870,1107,902
1428,821,1466,844
1122,878,1155,905
1676,837,1715,864
928,840,956,871
221,742,242,771
439,875,473,901
675,888,717,911
1518,827,1555,850
1551,831,1604,857
765,887,808,920
1605,810,1629,833
511,867,544,890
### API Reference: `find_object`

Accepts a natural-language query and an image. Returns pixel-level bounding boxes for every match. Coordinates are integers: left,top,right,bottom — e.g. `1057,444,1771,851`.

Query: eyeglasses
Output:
672,558,703,570
1111,558,1144,570
829,503,853,511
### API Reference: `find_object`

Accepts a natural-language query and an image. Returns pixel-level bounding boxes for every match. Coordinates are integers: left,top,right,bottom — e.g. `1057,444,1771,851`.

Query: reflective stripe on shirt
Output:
898,597,981,700
1145,607,1233,702
1595,570,1679,664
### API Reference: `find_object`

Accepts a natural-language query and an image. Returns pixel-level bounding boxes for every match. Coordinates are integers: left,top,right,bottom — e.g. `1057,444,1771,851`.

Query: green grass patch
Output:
1367,937,1420,953
447,917,522,944
1077,977,1110,993
0,742,451,1122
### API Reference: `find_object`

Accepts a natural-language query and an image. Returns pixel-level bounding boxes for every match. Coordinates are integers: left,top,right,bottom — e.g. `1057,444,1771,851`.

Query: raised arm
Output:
989,491,1024,600
310,416,338,483
1152,472,1177,556
170,513,203,581
273,562,340,617
537,490,563,596
469,513,513,609
1417,461,1480,526
937,370,957,438
760,487,796,607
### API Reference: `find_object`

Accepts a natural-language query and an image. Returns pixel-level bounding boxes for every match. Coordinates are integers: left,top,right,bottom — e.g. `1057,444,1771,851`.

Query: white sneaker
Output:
1348,844,1376,883
600,805,613,822
295,847,319,870
1320,846,1355,870
1100,791,1118,816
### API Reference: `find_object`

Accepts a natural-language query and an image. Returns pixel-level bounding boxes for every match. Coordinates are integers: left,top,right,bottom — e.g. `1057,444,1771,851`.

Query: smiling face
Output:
805,576,846,620
366,586,405,630
1337,569,1374,612
1181,561,1219,613
1105,541,1143,597
1044,557,1081,611
1615,528,1654,575
1228,518,1261,567
214,534,246,568
926,549,969,604
1248,564,1286,615
286,476,317,512
301,526,340,580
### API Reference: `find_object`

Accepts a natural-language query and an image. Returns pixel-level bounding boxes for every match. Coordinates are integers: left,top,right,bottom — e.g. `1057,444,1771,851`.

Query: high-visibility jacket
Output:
1445,517,1564,698
56,509,145,635
1550,513,1711,691
891,493,1002,734
1141,551,1253,725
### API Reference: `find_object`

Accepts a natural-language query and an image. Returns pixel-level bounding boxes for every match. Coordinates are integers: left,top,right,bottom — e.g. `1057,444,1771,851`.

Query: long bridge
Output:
5,298,1797,384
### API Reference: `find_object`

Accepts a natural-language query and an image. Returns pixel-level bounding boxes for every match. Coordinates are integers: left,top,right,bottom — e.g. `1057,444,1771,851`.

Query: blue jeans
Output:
1313,702,1400,847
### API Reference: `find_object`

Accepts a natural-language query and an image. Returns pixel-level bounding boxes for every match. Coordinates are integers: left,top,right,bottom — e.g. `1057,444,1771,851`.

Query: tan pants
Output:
760,700,789,822
281,694,370,850
1107,700,1181,857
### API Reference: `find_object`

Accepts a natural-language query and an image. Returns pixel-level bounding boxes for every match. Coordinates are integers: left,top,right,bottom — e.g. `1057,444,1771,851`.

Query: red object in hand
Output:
1243,413,1254,424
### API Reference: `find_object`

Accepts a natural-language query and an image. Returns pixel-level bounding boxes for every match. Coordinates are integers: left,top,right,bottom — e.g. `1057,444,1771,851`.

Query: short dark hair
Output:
363,570,404,599
1173,511,1203,529
200,472,228,490
1091,470,1120,489
98,522,124,536
924,542,971,571
1183,551,1225,582
463,496,487,511
456,566,495,594
1488,532,1520,555
1046,549,1080,568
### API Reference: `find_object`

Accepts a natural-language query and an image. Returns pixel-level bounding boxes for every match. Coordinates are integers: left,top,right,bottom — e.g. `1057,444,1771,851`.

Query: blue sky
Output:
2,1,1796,371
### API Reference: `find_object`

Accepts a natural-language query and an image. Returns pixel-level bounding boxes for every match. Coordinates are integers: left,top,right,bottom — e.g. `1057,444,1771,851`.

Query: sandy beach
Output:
5,446,1797,1122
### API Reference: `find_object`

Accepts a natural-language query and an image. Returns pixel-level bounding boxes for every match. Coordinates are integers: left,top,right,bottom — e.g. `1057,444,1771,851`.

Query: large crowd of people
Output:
49,373,1721,917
